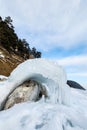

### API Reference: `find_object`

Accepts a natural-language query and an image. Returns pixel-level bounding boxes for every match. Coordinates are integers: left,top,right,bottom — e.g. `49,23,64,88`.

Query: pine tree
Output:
0,16,42,59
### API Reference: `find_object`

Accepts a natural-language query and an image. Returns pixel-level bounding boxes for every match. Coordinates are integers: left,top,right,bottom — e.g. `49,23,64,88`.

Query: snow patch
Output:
0,75,8,80
0,52,4,58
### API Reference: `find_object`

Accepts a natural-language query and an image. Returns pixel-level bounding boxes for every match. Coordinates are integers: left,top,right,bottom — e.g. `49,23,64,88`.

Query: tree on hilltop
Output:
0,16,42,59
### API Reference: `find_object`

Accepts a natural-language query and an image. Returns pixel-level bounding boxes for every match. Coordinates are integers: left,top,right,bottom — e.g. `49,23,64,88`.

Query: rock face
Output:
67,80,85,90
4,80,48,110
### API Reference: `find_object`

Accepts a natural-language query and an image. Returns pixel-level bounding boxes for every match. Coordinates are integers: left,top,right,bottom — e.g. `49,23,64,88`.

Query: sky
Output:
0,0,87,86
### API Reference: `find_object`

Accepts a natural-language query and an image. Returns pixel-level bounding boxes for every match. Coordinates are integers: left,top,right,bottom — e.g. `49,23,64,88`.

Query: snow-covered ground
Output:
0,59,87,130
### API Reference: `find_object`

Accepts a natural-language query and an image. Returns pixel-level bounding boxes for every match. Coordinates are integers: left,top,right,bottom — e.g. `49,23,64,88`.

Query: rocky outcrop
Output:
67,80,85,90
4,80,48,110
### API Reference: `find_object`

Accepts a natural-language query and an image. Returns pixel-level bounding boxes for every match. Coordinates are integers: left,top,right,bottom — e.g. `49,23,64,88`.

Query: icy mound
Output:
0,59,87,130
9,58,70,104
0,59,70,110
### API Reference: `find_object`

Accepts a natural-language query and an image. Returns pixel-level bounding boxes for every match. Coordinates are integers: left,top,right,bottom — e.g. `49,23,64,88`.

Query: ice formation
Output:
0,58,87,130
0,58,70,110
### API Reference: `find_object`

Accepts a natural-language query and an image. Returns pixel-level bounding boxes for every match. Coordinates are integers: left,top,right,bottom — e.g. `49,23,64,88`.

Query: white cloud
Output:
68,73,87,77
56,54,87,84
58,54,87,75
0,0,87,50
58,55,87,66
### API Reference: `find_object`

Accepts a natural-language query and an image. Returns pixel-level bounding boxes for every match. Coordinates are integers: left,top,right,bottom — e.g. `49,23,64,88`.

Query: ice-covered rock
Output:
0,58,70,110
4,80,48,110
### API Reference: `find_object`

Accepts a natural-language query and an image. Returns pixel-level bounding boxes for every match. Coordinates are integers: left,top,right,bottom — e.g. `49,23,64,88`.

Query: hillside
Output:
0,45,25,76
0,16,41,76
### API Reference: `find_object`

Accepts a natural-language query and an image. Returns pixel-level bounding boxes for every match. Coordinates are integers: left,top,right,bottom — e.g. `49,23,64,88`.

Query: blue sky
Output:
0,0,87,86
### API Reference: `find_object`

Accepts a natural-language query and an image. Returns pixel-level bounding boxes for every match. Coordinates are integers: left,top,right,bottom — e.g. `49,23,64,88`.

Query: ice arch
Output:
0,59,70,110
